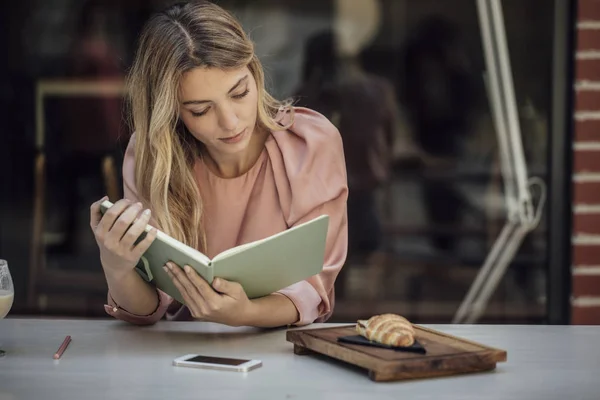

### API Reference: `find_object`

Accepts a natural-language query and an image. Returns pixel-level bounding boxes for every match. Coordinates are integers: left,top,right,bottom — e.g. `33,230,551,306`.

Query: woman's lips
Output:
219,128,246,144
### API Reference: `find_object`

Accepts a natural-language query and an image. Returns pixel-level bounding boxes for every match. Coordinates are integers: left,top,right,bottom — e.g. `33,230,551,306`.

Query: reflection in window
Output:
3,0,553,322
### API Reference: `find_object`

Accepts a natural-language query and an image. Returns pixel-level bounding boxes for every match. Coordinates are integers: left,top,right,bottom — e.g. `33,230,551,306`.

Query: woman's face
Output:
178,65,259,156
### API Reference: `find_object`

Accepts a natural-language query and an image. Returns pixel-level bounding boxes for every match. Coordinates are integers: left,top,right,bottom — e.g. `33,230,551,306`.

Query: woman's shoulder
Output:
266,106,348,224
267,106,346,175
272,106,343,150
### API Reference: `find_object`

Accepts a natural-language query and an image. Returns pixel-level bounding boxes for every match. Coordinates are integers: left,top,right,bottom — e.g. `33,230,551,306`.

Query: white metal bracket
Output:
453,0,547,324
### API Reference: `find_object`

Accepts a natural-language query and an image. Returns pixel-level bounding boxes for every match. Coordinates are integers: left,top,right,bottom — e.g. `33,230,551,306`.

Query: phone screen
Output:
184,355,249,366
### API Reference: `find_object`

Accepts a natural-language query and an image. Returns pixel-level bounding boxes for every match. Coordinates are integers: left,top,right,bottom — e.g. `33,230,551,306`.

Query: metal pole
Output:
453,0,546,323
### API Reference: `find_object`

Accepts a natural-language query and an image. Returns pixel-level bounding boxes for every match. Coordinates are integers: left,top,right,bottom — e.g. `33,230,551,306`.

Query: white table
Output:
0,318,599,400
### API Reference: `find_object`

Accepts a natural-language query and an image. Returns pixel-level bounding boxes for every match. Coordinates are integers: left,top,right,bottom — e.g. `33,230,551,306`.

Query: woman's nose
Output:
218,103,239,132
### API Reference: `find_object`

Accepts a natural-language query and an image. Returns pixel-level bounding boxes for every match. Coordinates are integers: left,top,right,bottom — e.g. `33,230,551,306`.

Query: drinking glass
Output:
0,259,14,357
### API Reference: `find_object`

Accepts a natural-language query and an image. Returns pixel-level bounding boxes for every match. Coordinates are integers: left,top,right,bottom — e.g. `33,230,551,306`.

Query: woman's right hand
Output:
90,197,157,278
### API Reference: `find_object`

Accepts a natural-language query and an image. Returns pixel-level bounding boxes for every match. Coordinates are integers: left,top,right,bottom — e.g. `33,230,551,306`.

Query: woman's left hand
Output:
164,262,253,326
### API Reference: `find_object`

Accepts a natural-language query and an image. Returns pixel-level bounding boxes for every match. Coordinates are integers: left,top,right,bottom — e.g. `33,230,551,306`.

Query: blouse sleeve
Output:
268,107,349,325
103,133,172,325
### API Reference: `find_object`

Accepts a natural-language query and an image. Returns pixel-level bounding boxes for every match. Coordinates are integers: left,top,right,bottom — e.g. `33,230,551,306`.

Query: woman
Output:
89,0,348,328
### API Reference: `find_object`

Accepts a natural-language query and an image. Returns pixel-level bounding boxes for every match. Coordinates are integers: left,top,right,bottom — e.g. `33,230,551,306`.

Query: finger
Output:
164,266,203,318
211,277,241,298
96,199,133,237
113,203,145,240
121,208,152,249
131,227,158,259
183,265,220,303
89,196,109,231
167,263,205,303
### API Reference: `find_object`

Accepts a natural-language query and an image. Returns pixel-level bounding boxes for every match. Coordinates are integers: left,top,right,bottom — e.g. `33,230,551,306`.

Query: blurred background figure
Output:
295,0,401,298
397,15,485,257
295,30,398,260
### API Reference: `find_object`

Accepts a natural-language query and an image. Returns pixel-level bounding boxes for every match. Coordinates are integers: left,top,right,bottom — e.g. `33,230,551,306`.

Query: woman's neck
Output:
202,126,268,179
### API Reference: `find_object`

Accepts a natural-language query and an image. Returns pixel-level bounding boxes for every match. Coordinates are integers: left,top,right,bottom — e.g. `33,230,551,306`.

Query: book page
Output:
212,215,327,262
152,227,212,265
211,238,265,260
211,214,329,299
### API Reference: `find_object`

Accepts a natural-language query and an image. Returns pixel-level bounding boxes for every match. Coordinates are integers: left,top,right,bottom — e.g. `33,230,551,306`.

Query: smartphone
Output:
172,354,262,372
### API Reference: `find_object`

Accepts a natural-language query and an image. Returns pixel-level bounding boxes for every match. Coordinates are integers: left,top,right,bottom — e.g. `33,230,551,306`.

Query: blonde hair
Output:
126,0,293,251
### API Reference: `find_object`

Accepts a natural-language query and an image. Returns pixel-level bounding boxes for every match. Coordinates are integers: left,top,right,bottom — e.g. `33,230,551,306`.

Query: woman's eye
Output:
232,89,249,99
191,108,209,117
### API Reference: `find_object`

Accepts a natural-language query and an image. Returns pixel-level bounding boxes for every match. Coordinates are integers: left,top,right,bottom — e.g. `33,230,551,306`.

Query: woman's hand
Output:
164,262,253,326
90,197,157,279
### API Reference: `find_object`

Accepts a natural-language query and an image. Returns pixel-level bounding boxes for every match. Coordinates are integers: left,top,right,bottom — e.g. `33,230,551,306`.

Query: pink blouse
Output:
104,107,349,326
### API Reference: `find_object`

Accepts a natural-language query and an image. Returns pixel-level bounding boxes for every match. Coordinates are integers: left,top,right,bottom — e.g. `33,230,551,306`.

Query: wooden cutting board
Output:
286,324,507,382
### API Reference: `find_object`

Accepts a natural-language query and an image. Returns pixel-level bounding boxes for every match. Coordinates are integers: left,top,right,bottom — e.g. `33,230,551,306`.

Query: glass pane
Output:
1,0,553,322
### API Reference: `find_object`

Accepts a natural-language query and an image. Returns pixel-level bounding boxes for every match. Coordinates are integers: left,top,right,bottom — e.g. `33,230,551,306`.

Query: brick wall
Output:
572,0,600,324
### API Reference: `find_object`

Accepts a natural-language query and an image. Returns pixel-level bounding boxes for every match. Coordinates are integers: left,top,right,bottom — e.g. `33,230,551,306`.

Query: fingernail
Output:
184,265,192,274
167,263,173,270
163,266,168,273
143,209,151,217
212,278,220,288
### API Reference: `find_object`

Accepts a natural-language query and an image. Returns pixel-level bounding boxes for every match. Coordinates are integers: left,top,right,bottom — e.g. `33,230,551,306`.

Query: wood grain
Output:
286,325,507,382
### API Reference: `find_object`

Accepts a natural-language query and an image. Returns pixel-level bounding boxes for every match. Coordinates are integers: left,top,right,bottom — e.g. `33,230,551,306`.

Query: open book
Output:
99,200,328,305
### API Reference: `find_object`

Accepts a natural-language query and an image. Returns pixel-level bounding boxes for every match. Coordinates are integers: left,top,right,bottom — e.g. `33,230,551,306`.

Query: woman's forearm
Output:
244,294,299,328
104,268,159,316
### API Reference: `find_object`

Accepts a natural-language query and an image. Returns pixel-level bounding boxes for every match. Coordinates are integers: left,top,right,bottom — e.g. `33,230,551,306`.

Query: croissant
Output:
356,314,415,347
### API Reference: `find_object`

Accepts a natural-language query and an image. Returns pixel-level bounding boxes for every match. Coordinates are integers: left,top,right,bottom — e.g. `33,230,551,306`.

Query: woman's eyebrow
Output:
182,75,249,105
227,75,249,94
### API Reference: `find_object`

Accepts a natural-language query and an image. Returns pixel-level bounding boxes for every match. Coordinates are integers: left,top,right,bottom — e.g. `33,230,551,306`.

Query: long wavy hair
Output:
126,0,293,252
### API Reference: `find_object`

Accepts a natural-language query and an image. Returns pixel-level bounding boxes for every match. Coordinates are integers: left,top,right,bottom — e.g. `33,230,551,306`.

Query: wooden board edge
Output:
413,325,508,361
293,344,315,355
287,330,395,372
287,329,507,367
413,348,507,367
287,325,508,363
287,325,507,363
287,331,506,372
285,325,355,346
287,324,356,334
287,330,507,382
368,362,498,382
288,325,507,354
